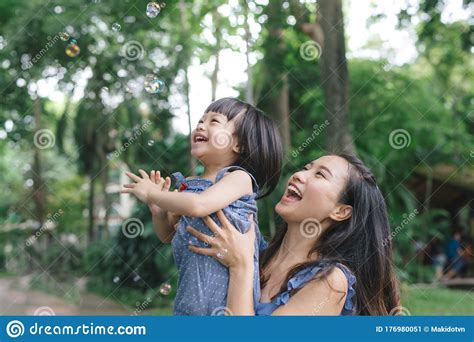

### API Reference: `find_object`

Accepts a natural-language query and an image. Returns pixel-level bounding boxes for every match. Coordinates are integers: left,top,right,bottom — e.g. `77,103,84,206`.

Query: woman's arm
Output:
122,169,253,217
188,211,349,316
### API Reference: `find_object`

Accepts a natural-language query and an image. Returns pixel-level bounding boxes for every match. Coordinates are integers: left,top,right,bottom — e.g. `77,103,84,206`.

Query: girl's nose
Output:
196,122,205,131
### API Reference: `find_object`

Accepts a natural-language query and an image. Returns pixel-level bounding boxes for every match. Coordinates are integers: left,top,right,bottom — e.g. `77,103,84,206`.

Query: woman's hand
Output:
187,210,255,269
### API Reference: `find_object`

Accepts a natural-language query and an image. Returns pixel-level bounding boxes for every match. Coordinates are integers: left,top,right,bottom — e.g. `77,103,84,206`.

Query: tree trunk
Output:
211,12,221,101
32,97,49,246
317,0,355,154
242,0,254,104
266,0,291,155
87,174,96,244
179,0,197,175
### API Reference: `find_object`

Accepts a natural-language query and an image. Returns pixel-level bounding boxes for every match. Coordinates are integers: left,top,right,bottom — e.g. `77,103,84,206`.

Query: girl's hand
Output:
121,169,159,203
147,170,171,216
187,210,255,269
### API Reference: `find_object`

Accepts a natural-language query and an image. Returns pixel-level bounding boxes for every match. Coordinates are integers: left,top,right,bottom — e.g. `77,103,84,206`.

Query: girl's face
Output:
190,111,240,165
275,155,353,226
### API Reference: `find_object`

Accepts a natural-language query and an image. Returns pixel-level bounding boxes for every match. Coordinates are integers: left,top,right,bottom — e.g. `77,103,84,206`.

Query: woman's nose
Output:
292,171,306,184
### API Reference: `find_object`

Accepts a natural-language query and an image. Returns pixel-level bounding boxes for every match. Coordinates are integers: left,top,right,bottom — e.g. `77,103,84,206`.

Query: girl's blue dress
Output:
255,262,357,315
171,165,265,315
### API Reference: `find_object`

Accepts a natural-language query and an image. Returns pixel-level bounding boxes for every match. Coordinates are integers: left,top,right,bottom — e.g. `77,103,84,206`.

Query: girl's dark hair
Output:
205,97,283,199
260,154,400,315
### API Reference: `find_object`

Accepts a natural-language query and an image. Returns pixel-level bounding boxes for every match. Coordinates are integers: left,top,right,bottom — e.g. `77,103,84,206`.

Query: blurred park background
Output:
0,0,473,315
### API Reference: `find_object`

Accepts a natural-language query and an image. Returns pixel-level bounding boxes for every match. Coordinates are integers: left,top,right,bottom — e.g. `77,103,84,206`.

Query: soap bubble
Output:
60,32,70,41
144,74,165,94
159,283,172,295
65,44,80,57
69,38,78,45
112,22,121,31
146,2,161,18
159,2,166,8
147,140,155,146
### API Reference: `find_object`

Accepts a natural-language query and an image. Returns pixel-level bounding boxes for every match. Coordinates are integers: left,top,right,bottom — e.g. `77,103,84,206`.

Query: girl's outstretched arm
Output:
122,169,253,217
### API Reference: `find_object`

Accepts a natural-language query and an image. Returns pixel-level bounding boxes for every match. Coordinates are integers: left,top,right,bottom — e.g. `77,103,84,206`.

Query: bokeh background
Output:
0,0,473,315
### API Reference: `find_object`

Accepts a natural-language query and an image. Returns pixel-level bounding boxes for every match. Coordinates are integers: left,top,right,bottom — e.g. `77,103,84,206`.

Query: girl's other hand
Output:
147,170,170,216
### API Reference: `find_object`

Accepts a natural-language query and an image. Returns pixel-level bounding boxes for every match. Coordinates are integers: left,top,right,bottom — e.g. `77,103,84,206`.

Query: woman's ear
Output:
232,142,240,154
329,204,353,222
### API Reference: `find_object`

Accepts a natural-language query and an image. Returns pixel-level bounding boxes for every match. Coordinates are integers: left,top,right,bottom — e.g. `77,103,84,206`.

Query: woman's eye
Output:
211,119,220,123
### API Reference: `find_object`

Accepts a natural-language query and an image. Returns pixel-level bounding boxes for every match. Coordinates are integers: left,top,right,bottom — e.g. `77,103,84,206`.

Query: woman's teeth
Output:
287,185,302,200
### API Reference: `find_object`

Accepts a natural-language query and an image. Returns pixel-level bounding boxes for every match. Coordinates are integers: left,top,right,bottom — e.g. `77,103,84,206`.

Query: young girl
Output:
121,97,283,315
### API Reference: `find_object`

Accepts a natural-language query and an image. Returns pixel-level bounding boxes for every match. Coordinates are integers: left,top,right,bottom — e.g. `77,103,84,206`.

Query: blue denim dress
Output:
171,166,265,316
255,262,356,315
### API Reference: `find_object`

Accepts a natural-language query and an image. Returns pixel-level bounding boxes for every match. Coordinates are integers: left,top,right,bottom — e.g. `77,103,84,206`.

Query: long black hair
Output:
260,154,400,315
205,97,283,199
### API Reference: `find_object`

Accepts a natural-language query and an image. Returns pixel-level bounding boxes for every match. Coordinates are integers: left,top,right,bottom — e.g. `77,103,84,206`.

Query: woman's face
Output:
275,155,351,225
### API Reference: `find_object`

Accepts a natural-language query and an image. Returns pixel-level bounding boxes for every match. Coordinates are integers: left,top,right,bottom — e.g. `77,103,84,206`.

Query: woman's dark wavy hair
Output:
260,154,400,315
205,97,283,199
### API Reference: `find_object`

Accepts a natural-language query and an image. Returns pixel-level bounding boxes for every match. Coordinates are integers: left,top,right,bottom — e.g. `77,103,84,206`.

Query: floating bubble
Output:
133,274,141,282
113,276,120,284
144,74,165,94
112,22,121,31
65,44,80,57
69,38,78,45
147,140,155,146
160,2,166,8
146,2,161,18
159,283,172,296
60,32,70,41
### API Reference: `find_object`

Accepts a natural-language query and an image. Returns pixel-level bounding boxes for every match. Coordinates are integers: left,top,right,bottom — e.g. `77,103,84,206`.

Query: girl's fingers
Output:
216,210,231,230
202,216,221,235
120,188,133,194
122,183,136,188
163,177,171,191
138,169,149,179
188,245,215,257
150,170,156,183
125,172,141,182
186,226,214,245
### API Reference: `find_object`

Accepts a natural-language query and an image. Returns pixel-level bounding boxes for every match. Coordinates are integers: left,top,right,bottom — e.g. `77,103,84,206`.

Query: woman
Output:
186,154,400,315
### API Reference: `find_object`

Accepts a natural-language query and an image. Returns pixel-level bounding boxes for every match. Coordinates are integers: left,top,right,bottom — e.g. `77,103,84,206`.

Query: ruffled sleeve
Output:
170,172,187,190
272,263,356,315
336,263,357,315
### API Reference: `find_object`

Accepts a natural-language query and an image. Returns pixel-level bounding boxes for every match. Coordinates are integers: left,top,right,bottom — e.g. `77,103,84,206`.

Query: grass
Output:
402,284,474,315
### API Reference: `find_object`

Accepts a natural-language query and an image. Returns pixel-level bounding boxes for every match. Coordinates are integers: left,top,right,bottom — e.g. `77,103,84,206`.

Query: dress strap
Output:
215,166,259,194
